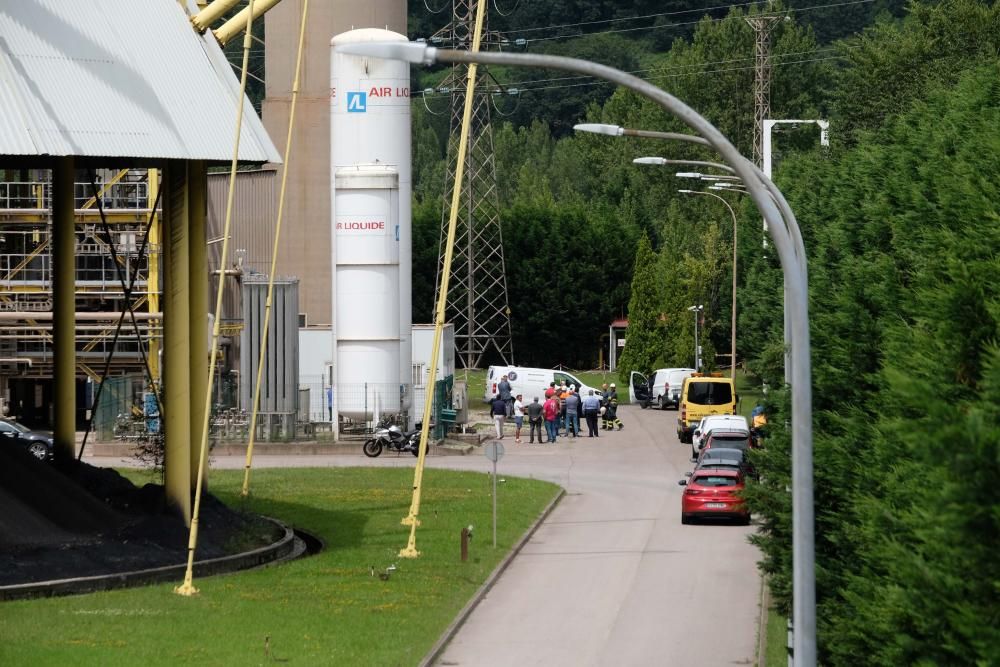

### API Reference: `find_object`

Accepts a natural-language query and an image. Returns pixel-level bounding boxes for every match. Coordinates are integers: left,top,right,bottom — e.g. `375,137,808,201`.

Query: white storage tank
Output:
330,28,412,421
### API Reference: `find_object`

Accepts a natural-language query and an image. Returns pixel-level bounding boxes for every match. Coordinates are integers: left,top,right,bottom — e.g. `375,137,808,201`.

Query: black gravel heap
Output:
0,446,281,586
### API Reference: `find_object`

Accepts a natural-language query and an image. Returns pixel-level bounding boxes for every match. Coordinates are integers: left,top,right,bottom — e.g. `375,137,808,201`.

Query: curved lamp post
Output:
678,189,739,380
334,42,816,666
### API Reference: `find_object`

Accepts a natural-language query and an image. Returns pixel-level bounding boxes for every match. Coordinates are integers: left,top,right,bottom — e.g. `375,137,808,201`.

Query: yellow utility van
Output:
676,373,738,443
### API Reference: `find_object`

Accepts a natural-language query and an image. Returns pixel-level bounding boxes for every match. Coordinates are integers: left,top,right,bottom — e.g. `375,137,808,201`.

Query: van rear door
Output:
630,371,650,407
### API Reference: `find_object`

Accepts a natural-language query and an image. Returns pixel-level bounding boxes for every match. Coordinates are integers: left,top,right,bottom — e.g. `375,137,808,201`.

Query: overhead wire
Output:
415,49,851,100
421,0,876,46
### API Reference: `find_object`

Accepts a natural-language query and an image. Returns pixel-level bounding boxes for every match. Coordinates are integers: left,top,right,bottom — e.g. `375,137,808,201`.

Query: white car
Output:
690,414,749,458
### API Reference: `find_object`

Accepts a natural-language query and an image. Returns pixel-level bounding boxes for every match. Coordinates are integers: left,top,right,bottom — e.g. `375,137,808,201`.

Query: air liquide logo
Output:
346,91,367,112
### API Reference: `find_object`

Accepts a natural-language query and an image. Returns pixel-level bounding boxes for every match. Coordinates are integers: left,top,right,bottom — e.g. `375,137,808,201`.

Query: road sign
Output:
484,441,505,462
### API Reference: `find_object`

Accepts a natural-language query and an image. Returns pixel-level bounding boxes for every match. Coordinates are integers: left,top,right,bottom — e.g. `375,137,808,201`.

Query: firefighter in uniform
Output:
602,383,623,430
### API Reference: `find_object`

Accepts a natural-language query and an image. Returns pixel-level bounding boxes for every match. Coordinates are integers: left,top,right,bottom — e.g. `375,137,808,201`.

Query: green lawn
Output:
0,467,560,666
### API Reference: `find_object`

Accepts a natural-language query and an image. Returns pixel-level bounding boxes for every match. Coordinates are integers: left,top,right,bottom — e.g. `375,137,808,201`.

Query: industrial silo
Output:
330,28,412,426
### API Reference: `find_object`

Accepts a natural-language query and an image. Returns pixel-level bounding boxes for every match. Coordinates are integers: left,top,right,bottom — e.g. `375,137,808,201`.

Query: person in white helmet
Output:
602,382,623,430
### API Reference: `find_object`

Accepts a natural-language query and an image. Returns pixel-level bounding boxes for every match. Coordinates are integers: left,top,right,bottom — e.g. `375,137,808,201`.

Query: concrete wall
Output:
263,0,406,326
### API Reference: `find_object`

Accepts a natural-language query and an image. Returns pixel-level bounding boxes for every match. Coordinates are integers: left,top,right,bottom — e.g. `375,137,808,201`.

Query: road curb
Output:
419,487,567,667
757,574,772,666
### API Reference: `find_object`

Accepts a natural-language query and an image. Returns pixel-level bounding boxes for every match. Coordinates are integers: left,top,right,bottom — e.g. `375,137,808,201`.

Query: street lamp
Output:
632,156,736,174
687,304,704,371
338,41,816,666
675,171,741,181
678,189,738,379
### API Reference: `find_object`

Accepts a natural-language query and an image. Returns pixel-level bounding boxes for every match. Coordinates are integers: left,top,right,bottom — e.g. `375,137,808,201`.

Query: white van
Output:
484,366,603,403
629,368,696,409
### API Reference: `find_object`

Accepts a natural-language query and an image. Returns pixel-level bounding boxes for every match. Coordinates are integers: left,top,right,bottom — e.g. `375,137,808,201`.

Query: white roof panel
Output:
0,0,279,163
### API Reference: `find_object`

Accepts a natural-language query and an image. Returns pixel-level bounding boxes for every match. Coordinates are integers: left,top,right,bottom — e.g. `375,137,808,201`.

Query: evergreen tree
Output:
617,233,664,384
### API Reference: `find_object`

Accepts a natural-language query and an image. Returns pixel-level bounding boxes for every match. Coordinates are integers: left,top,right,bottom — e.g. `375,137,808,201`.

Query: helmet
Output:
610,383,616,388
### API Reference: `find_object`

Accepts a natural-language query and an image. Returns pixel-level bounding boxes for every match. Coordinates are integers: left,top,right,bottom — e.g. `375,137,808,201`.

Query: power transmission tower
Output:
745,11,781,167
432,0,514,369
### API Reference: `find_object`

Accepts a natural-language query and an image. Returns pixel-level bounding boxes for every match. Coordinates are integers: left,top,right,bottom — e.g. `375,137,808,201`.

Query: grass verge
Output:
0,467,560,666
764,605,789,666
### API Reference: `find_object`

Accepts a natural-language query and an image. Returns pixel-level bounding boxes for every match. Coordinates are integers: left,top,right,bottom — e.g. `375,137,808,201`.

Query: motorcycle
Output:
363,423,428,458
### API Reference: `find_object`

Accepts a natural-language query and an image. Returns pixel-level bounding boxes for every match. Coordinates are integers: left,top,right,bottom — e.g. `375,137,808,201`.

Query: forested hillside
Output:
408,0,1000,662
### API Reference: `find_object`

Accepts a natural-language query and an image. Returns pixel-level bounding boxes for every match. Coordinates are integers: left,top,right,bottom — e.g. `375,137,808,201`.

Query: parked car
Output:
678,469,750,525
686,456,744,477
691,414,750,458
629,368,695,410
704,430,752,453
695,445,757,481
0,418,54,461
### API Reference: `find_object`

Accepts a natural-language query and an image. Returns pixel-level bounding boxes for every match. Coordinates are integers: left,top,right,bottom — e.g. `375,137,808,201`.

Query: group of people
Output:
490,379,623,443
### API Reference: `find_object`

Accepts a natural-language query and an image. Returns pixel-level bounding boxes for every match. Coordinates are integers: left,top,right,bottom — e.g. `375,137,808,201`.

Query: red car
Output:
678,468,750,525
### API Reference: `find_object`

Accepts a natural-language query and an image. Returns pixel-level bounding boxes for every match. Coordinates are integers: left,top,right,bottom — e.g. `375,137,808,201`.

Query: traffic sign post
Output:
484,441,505,547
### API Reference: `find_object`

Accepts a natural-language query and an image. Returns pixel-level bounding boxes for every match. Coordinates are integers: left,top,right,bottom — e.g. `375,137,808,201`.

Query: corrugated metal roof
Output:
0,0,280,163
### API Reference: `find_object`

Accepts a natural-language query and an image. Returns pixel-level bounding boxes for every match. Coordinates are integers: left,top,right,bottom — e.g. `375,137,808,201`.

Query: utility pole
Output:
432,0,514,369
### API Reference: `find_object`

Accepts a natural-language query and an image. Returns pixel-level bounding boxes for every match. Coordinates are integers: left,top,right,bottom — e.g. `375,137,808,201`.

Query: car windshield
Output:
1,420,30,433
692,475,738,487
687,382,733,405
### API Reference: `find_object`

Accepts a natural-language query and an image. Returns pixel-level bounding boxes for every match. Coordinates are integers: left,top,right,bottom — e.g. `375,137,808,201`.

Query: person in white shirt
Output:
513,394,525,443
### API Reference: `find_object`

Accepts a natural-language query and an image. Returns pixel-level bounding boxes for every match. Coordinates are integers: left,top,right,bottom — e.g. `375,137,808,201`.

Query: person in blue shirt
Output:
582,390,601,437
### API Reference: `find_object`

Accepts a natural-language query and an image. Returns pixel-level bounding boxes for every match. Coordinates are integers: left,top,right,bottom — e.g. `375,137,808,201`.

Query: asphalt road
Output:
87,403,761,666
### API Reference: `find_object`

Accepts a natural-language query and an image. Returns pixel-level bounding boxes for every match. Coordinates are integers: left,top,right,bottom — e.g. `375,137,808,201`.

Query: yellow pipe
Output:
147,168,161,387
188,161,209,489
52,157,76,462
241,0,309,498
399,0,488,559
163,161,192,525
190,0,243,33
81,169,128,210
214,0,281,46
176,0,257,598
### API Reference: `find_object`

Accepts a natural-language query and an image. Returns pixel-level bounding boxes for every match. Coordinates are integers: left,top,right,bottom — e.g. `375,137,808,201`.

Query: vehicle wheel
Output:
681,514,692,525
363,439,382,458
27,442,49,461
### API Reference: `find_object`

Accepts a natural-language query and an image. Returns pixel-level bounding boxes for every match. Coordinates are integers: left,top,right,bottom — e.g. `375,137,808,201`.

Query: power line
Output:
512,0,875,44
508,0,776,34
416,50,849,99
459,45,849,92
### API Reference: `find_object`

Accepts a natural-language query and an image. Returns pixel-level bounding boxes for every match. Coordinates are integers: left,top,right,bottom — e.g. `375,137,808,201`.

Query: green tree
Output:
617,233,665,382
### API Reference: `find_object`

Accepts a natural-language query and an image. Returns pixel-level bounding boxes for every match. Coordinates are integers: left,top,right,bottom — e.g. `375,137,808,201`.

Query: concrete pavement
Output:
84,404,761,666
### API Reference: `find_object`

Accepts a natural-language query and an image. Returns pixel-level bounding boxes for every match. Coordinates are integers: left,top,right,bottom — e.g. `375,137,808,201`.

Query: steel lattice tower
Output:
745,13,781,167
432,0,514,369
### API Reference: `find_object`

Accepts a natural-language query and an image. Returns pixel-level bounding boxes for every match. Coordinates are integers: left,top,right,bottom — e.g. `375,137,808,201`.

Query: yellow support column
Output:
147,169,161,388
188,160,209,488
163,161,192,524
51,157,76,461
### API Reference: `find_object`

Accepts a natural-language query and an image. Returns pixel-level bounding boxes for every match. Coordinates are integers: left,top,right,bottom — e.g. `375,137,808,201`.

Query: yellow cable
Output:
241,0,309,497
176,0,257,597
399,0,488,559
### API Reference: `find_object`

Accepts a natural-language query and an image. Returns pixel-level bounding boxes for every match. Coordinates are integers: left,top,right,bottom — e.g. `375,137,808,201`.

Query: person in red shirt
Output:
543,394,560,443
